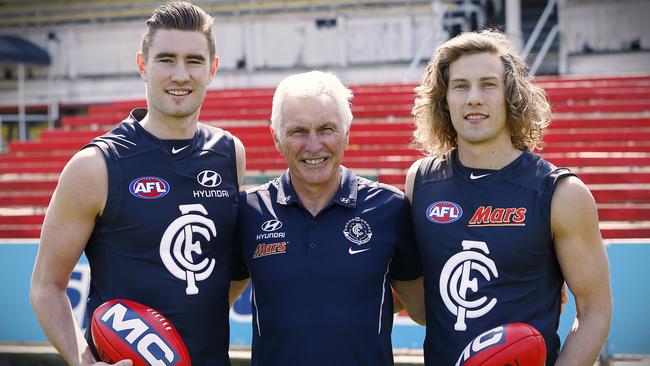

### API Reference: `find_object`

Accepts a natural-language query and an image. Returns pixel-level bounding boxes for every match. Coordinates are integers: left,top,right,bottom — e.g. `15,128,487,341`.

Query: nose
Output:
304,131,323,153
171,61,190,83
466,85,483,106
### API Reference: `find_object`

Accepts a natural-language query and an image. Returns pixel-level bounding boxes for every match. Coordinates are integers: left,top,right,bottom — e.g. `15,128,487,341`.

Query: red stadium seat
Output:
1,75,650,239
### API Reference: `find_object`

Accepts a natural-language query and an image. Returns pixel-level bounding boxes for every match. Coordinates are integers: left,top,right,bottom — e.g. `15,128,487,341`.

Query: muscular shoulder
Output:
551,175,597,236
55,146,108,215
64,147,107,182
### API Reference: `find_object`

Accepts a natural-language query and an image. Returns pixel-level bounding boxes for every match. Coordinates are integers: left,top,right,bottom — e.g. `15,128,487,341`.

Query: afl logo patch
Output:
343,217,373,245
197,170,222,188
129,177,170,199
426,201,462,224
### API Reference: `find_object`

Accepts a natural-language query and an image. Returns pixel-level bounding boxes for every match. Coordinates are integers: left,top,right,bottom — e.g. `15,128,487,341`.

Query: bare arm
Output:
405,158,424,203
233,135,246,188
392,277,425,325
30,147,130,366
398,159,427,325
552,177,612,366
230,134,249,307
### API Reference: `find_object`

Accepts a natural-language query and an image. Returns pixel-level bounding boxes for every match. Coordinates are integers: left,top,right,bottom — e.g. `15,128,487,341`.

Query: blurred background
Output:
0,0,649,365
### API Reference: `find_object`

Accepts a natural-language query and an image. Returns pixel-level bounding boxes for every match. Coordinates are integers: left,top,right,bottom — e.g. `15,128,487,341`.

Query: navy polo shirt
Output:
236,166,421,366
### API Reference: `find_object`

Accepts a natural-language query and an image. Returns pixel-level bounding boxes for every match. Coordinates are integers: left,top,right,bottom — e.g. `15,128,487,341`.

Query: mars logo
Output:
427,201,463,224
343,217,373,245
129,177,170,199
99,302,180,365
197,170,222,188
160,204,216,295
455,325,506,366
253,241,288,259
440,240,499,331
469,206,527,226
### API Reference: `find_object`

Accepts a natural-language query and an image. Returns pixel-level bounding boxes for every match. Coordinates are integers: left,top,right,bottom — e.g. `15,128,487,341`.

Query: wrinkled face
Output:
446,52,509,148
137,29,217,121
274,95,348,192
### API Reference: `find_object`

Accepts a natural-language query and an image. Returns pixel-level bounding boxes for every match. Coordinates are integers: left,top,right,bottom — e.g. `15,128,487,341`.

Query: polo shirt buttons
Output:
310,242,316,248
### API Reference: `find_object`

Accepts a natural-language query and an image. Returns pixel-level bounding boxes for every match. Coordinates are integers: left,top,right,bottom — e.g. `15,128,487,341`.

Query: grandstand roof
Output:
0,35,50,65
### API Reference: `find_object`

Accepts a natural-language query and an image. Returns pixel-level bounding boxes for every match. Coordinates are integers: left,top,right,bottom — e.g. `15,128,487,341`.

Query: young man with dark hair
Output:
30,2,246,365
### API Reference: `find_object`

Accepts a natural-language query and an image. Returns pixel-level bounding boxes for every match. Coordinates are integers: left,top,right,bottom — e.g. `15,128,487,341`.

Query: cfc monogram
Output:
440,240,499,331
159,204,217,295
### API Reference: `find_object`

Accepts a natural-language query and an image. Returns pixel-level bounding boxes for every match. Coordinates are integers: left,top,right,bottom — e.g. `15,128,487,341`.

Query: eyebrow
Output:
153,52,206,61
450,75,501,83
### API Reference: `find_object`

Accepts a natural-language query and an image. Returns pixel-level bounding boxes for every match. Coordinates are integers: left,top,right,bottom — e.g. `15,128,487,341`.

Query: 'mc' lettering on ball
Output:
92,299,191,366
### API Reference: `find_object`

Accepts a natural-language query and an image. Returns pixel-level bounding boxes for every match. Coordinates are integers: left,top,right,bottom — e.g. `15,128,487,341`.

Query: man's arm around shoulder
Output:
392,278,425,325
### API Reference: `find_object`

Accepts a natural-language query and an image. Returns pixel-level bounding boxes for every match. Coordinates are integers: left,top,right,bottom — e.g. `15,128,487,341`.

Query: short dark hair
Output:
141,1,215,61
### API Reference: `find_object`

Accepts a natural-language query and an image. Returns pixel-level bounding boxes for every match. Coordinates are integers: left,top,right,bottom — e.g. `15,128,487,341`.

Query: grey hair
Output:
270,71,353,139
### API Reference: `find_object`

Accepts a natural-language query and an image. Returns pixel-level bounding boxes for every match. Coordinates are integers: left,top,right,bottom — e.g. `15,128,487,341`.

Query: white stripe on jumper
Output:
378,259,392,334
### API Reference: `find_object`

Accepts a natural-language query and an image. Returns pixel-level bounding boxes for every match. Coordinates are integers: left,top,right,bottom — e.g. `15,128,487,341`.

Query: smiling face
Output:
274,94,348,194
137,29,217,123
446,52,510,150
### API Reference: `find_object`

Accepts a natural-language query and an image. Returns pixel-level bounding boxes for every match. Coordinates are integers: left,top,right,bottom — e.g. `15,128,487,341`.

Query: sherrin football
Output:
91,299,191,366
456,322,546,366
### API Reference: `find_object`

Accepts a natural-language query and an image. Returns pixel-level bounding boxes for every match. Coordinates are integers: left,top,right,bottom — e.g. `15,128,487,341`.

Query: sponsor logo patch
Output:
193,170,229,199
253,242,288,259
197,170,222,188
261,219,283,232
468,206,527,226
426,201,462,224
129,177,170,199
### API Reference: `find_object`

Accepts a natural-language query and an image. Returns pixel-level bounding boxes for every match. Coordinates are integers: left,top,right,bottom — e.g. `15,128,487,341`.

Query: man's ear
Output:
208,56,219,83
343,126,350,149
270,125,283,155
136,51,147,81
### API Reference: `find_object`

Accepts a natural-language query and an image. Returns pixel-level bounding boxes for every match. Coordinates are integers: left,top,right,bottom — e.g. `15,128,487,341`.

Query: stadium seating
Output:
0,75,649,239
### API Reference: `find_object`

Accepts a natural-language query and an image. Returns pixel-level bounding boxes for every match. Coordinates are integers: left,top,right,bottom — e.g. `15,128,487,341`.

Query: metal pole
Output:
522,0,557,58
529,24,558,76
0,115,4,152
17,63,27,141
505,0,523,51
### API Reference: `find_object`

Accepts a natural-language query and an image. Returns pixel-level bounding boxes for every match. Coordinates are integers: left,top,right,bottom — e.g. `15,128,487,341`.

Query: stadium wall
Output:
559,0,650,75
1,240,648,362
0,6,441,106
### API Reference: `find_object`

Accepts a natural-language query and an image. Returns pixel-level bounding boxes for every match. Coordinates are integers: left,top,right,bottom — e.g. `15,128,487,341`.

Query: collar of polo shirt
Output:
277,166,358,208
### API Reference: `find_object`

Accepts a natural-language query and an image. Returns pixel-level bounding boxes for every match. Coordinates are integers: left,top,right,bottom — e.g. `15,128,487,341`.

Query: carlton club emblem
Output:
343,217,373,245
439,240,499,331
160,204,217,295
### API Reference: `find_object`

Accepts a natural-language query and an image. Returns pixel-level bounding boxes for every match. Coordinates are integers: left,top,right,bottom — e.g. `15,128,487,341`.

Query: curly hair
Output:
412,29,551,157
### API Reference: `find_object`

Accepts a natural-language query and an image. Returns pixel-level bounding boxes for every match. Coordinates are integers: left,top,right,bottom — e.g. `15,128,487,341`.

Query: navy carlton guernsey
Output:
235,167,422,366
83,109,241,365
411,150,575,366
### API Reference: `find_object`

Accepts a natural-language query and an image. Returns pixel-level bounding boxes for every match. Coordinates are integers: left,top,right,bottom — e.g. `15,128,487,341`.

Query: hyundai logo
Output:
197,170,222,188
261,219,283,232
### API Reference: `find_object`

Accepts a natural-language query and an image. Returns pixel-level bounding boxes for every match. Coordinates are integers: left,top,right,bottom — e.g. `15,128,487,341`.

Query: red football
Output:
457,322,546,366
91,299,191,366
